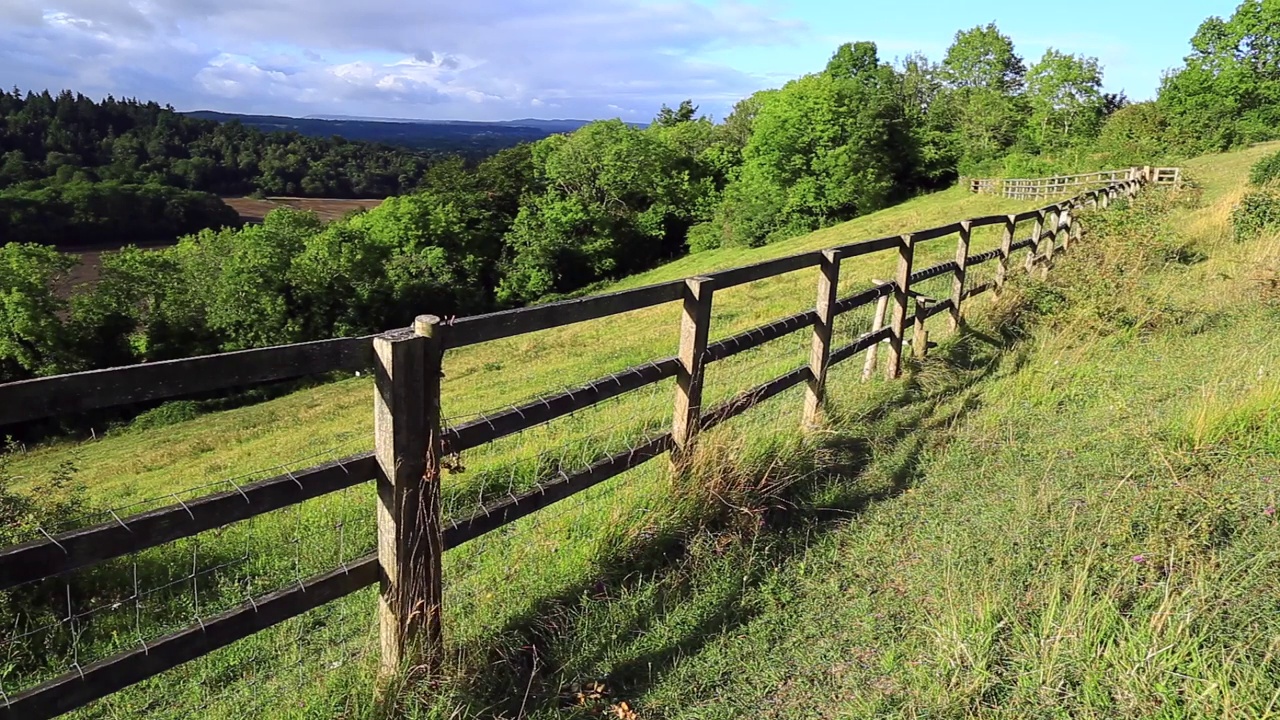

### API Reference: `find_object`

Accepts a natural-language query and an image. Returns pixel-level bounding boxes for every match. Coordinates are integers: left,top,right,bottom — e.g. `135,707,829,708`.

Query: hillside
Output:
5,144,1278,718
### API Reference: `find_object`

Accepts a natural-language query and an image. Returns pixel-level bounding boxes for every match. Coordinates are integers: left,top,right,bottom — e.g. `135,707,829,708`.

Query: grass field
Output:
5,147,1279,718
49,197,383,296
221,196,385,225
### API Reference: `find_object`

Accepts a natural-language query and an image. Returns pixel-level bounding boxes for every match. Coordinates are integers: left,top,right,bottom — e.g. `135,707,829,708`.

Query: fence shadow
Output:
426,317,1032,718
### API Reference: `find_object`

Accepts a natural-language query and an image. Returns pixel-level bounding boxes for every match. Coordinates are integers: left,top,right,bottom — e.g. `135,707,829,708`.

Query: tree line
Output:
0,90,433,197
3,2,1277,387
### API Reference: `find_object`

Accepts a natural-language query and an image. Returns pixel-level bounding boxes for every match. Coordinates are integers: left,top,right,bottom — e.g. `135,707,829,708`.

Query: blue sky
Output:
0,0,1242,122
703,0,1239,108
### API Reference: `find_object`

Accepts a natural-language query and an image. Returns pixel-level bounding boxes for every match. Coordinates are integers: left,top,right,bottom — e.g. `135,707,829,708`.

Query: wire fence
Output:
0,441,378,718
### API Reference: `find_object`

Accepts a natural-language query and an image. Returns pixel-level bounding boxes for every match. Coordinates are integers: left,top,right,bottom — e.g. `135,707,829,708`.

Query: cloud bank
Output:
1,0,808,121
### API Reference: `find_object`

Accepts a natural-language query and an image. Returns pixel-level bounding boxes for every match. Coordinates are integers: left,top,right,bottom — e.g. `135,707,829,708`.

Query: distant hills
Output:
183,111,645,156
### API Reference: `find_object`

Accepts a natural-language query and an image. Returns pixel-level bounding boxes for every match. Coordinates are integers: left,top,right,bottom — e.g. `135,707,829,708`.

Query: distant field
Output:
221,196,384,224
53,196,385,294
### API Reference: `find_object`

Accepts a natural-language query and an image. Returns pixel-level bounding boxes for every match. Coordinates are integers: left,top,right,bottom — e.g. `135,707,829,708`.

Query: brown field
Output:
53,196,385,295
221,196,384,224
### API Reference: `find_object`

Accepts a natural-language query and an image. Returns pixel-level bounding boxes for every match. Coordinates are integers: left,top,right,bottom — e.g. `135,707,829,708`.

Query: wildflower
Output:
1265,506,1276,517
1132,554,1146,564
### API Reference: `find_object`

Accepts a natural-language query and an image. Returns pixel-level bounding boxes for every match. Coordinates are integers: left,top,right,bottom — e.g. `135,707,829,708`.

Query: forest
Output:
0,91,434,197
2,0,1278,387
183,111,587,156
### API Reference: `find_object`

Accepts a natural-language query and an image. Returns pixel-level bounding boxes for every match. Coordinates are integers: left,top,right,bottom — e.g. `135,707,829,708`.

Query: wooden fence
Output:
969,166,1181,199
0,167,1171,718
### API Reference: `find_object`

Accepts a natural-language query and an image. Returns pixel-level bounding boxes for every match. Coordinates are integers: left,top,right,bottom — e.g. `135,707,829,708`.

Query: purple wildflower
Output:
1132,554,1146,564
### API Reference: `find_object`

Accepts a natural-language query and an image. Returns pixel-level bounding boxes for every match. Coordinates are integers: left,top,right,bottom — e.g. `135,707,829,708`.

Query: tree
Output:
654,100,699,127
714,42,909,247
935,23,1029,170
498,120,682,303
1094,102,1171,166
1024,49,1106,151
0,244,74,381
898,53,958,188
940,23,1026,93
1159,1,1280,151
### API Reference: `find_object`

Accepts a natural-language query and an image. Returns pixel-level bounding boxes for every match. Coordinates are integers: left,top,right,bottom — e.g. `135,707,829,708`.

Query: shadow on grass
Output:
425,319,1032,718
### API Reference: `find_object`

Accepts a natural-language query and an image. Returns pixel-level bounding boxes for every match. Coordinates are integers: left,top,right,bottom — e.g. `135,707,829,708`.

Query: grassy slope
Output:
8,148,1278,718
9,184,1040,504
463,143,1280,719
2,179,1043,719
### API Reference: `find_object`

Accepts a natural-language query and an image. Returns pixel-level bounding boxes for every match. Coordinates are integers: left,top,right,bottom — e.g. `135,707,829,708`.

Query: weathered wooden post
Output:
375,314,445,679
913,297,932,359
1060,207,1073,252
948,220,971,332
993,214,1016,301
1024,212,1044,273
671,276,714,466
861,279,890,382
886,234,914,380
803,250,841,427
1042,208,1058,272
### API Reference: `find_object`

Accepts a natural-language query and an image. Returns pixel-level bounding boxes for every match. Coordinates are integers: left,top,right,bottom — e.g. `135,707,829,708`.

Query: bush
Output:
1249,150,1280,187
685,222,721,253
130,401,203,431
1231,190,1280,242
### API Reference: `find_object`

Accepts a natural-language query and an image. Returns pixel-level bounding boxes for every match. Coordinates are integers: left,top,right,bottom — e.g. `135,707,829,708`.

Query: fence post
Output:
671,276,714,466
886,234,914,380
1060,207,1073,252
913,297,932,359
803,249,841,427
1042,208,1058,272
862,279,890,382
374,314,444,679
993,214,1016,301
1024,212,1044,273
948,220,971,332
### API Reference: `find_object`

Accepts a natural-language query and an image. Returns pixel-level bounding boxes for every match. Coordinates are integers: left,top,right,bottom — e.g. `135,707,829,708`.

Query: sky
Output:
0,0,1243,123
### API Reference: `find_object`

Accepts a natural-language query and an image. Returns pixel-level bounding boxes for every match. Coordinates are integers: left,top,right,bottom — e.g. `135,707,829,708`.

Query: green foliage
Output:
685,222,721,253
1248,149,1280,186
1159,0,1280,152
0,244,74,381
715,43,910,247
129,401,203,431
1095,102,1172,167
1023,49,1106,152
1231,189,1280,241
0,89,432,197
0,180,241,248
933,24,1028,171
654,100,700,127
497,120,694,302
940,23,1026,94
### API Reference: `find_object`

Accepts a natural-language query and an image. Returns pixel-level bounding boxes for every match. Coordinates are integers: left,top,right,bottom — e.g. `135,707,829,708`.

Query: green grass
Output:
6,147,1280,718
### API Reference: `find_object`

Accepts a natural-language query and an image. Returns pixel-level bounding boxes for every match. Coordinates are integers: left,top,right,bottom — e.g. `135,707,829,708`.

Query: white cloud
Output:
1,0,809,120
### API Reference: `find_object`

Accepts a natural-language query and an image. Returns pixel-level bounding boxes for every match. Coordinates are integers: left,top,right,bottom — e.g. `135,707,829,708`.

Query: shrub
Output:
130,400,203,431
685,222,721,253
1249,150,1280,187
1231,190,1280,242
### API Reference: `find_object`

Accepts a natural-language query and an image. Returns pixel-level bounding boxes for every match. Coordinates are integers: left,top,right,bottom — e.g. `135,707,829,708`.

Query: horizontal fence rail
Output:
0,335,374,427
969,166,1179,200
0,167,1169,718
